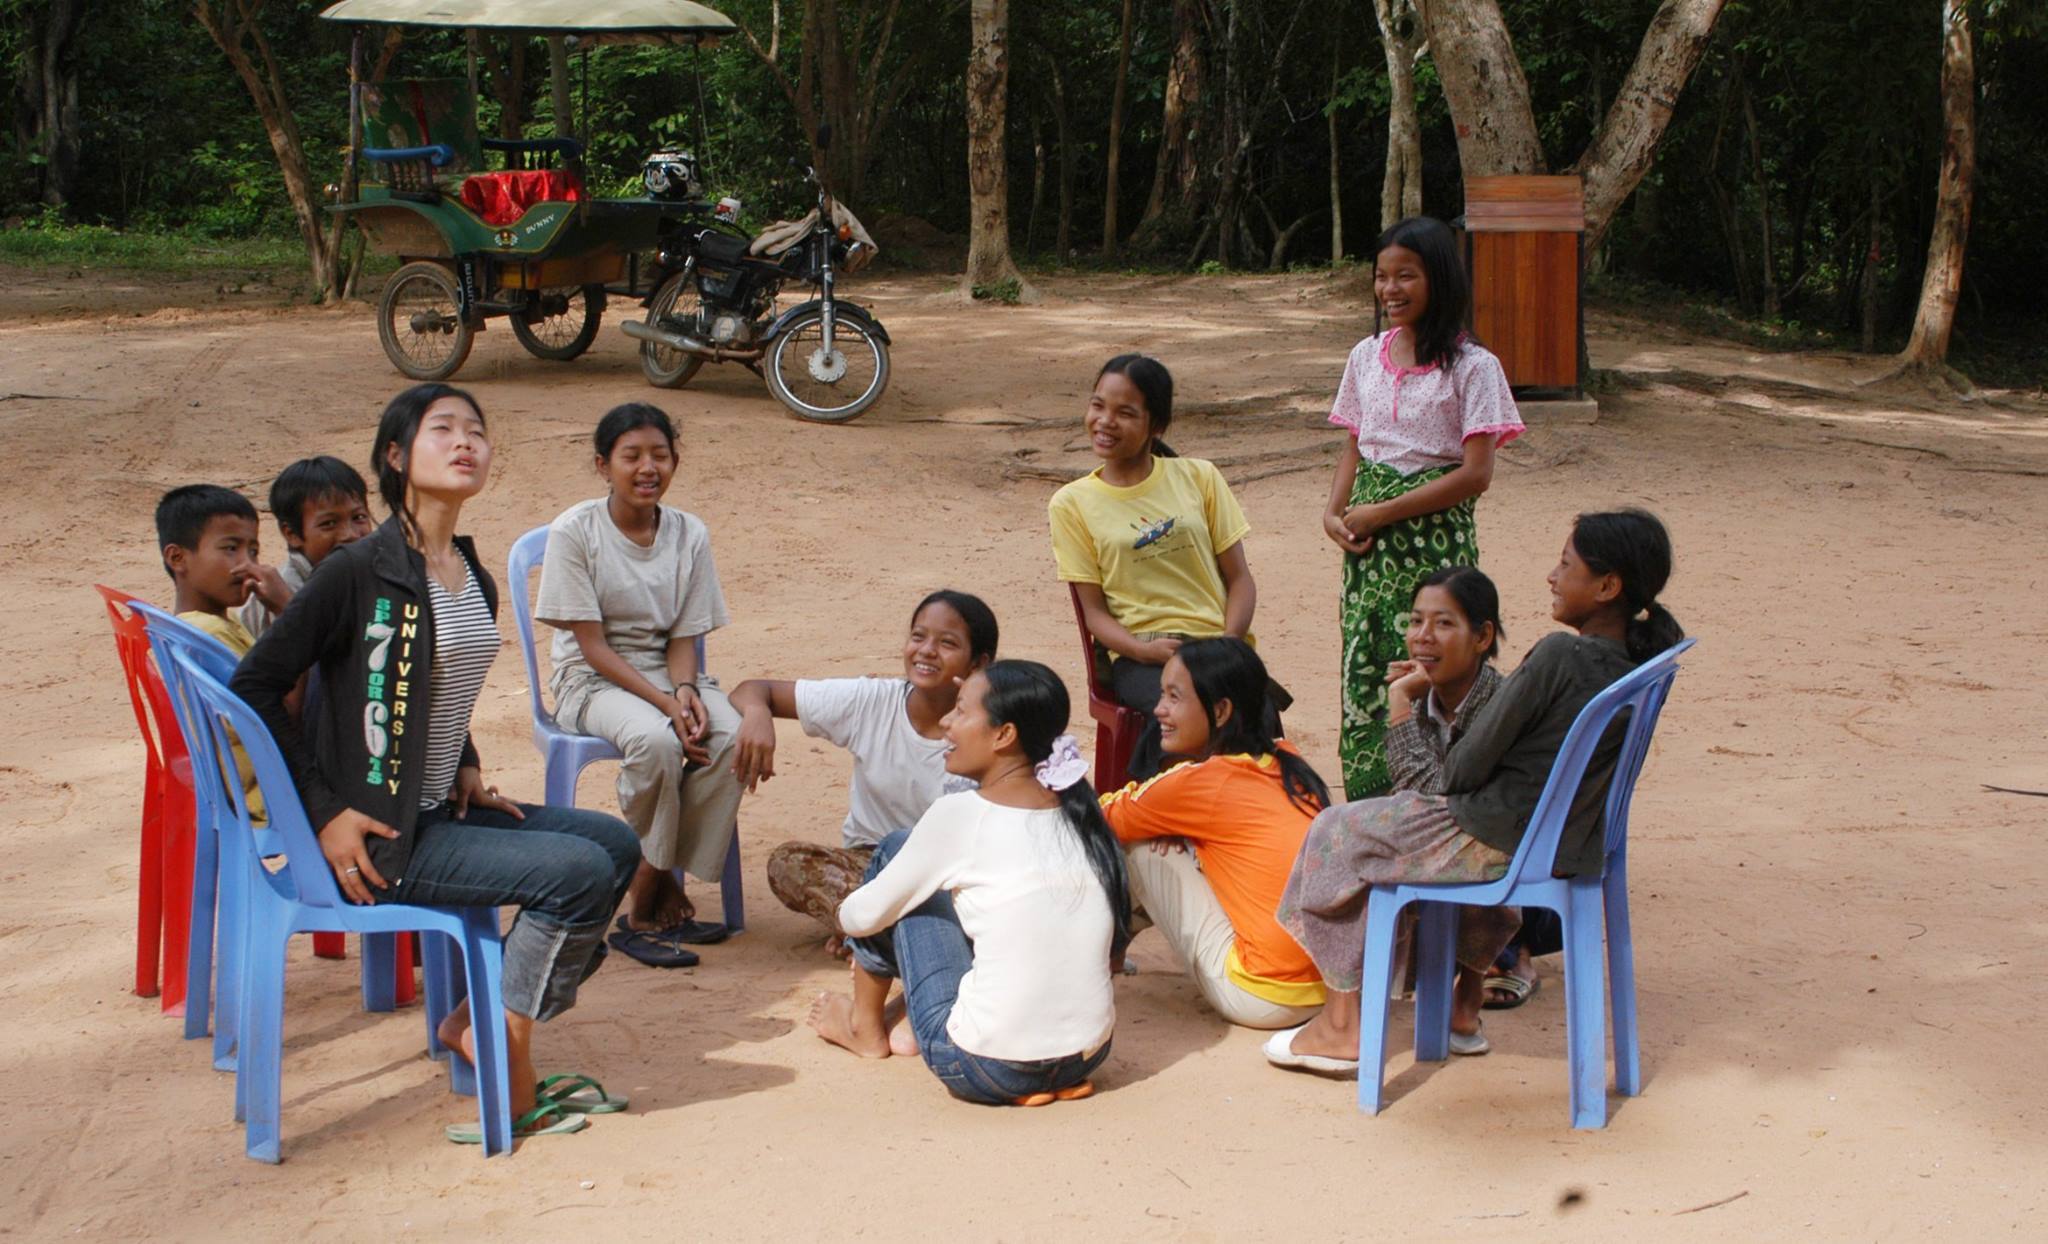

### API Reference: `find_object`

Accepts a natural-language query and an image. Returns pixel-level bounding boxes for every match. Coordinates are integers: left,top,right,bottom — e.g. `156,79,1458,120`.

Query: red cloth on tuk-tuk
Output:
459,170,585,226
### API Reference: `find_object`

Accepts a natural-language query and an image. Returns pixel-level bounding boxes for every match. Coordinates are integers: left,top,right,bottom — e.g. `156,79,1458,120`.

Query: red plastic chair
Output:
1068,585,1148,793
96,588,404,1013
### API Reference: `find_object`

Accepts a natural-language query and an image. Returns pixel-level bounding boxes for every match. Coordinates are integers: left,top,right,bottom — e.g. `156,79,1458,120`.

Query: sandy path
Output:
1,270,2043,1238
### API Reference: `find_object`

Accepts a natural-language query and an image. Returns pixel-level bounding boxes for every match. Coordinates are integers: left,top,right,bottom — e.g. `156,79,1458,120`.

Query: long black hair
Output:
1414,565,1505,660
371,382,484,545
1375,216,1471,371
1569,508,1684,663
594,401,678,458
1172,638,1331,814
1095,353,1178,458
979,659,1133,957
912,589,1000,665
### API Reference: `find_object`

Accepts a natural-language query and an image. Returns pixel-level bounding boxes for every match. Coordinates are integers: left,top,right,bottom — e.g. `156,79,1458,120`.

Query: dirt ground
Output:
2,265,2044,1240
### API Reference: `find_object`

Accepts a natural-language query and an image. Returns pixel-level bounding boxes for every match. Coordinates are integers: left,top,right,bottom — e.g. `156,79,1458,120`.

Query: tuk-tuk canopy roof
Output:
319,0,737,43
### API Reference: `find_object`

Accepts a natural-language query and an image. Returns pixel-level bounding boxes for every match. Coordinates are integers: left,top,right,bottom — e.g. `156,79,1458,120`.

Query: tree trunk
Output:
1027,110,1046,255
1138,0,1205,232
1860,175,1882,352
1101,0,1135,256
1740,79,1779,318
548,36,576,142
1571,0,1727,254
481,36,528,141
21,0,87,211
964,0,1029,295
1328,37,1344,263
1374,0,1425,231
1050,63,1076,260
1897,0,1975,373
739,0,922,204
1420,0,1543,176
194,0,341,302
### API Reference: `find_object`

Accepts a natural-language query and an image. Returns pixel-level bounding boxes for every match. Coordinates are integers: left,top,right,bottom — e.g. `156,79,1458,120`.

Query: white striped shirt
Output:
419,564,501,810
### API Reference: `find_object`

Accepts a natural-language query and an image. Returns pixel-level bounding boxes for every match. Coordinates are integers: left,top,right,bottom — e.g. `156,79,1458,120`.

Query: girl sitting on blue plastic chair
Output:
233,383,641,1143
1265,510,1683,1076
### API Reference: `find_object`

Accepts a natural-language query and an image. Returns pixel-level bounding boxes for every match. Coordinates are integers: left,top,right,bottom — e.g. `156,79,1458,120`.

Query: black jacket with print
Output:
231,516,497,882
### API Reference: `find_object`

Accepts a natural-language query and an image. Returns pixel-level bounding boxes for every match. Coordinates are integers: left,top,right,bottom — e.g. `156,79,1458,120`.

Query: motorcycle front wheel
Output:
764,311,890,423
639,270,707,389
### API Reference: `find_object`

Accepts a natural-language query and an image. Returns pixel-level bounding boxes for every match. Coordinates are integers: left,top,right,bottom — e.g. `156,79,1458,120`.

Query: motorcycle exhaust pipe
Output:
621,319,717,357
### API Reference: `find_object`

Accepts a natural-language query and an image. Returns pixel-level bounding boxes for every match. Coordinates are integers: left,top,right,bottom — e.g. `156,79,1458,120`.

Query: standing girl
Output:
1325,217,1524,799
1049,354,1262,781
234,384,642,1142
809,661,1131,1107
535,403,742,969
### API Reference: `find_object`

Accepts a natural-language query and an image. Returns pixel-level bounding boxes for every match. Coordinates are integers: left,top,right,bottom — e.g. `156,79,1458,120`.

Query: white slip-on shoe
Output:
1263,1024,1361,1075
1448,1024,1491,1056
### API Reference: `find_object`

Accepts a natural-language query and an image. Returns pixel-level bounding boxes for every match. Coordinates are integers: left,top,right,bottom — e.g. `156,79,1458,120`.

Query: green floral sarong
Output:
1338,460,1478,799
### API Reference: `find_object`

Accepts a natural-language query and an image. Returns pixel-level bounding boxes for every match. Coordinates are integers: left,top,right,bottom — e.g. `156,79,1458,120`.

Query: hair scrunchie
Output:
1033,734,1090,791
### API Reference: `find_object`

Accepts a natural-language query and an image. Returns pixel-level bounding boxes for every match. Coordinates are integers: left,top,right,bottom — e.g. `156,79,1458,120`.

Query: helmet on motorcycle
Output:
641,150,704,200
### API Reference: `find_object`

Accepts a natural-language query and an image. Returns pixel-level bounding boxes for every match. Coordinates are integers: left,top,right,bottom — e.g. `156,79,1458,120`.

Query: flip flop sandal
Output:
663,918,730,946
607,927,700,969
1448,1025,1491,1057
537,1073,628,1115
1013,1080,1097,1107
1262,1024,1359,1076
445,1100,588,1144
1481,972,1539,1010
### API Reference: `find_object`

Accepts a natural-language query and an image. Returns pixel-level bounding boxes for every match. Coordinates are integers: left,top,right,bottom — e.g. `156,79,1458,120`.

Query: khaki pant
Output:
566,676,741,879
1123,845,1321,1030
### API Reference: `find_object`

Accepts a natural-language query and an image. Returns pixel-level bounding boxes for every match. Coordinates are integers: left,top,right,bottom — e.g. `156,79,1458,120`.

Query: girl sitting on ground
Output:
1098,638,1333,1030
809,660,1132,1107
728,590,999,955
535,403,741,969
1048,354,1263,782
1324,217,1524,800
1266,509,1682,1074
234,383,641,1142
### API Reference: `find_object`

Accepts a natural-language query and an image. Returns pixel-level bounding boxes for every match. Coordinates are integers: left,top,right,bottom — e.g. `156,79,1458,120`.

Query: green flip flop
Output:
537,1073,629,1115
444,1099,589,1144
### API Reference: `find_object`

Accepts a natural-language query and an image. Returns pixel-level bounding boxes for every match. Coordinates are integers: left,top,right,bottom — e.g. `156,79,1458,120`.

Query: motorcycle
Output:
621,131,891,423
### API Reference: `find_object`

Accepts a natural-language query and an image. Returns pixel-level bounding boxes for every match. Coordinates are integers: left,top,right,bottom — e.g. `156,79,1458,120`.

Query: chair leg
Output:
159,783,196,1017
241,911,290,1163
719,822,746,933
1604,866,1642,1097
182,815,220,1041
311,932,347,960
423,931,456,1062
1355,892,1406,1115
543,753,582,809
459,914,515,1157
393,932,418,1005
1561,891,1610,1129
136,766,164,998
432,933,478,1097
1411,902,1459,1063
360,932,398,1012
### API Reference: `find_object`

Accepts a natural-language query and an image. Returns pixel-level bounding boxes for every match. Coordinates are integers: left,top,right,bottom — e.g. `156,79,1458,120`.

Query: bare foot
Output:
824,933,852,961
438,1002,473,1063
807,992,892,1058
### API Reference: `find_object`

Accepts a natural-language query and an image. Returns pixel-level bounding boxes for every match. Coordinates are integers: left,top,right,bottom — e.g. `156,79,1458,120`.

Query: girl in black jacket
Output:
234,384,640,1143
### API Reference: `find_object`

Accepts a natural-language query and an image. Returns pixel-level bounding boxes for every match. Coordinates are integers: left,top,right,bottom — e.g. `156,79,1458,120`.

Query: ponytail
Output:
1569,508,1686,664
980,660,1134,957
1174,638,1332,814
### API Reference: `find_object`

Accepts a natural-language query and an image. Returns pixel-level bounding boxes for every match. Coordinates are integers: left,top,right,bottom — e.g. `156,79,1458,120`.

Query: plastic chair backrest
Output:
1502,637,1697,888
95,585,179,771
508,523,712,734
176,657,347,913
1067,584,1117,707
360,78,483,172
131,602,240,816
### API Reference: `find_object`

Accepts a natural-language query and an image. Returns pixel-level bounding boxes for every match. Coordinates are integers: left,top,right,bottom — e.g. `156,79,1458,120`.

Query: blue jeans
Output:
393,802,639,1021
847,830,1111,1105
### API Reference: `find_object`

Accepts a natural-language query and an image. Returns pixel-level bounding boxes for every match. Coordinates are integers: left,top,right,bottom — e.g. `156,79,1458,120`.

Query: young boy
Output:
237,455,375,636
157,483,270,815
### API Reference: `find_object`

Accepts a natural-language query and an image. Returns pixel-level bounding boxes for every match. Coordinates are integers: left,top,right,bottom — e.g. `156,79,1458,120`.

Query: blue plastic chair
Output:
172,657,515,1161
506,524,745,931
1355,637,1697,1129
132,604,408,1072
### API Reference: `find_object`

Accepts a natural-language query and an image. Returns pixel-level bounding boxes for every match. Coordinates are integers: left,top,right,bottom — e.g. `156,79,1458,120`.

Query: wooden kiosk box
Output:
1461,176,1584,396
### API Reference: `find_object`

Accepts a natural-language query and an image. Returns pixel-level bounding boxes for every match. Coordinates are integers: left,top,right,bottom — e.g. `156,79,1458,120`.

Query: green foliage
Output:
1195,259,1226,276
971,276,1024,304
0,208,304,270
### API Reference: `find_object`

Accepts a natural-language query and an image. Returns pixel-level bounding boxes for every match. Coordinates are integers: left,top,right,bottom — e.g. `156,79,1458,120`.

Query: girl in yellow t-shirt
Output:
1047,354,1261,781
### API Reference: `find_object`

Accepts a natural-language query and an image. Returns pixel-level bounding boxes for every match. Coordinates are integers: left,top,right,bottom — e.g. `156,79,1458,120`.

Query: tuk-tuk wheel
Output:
510,284,607,362
378,260,474,382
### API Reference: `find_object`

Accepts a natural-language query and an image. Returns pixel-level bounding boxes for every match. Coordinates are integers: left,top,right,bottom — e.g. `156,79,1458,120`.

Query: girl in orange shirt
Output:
1099,638,1334,1029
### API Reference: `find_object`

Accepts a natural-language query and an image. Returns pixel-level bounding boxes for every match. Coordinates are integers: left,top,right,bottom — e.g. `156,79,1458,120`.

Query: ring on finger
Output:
344,866,361,875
